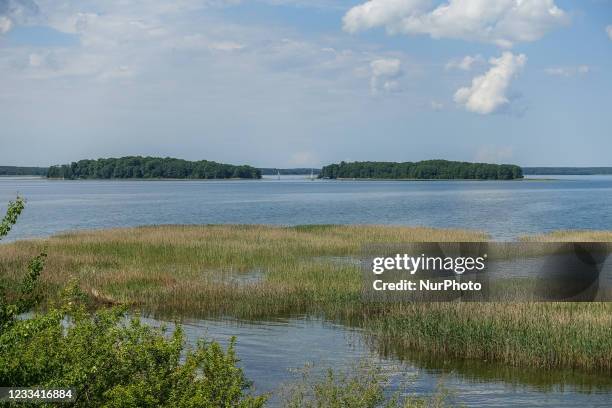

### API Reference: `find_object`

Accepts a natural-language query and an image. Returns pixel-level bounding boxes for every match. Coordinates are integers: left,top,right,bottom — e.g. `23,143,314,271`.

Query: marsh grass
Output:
0,225,610,372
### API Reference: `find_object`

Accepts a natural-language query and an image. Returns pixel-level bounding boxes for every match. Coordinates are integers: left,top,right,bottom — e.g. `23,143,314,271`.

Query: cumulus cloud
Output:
545,65,589,77
343,0,427,33
445,55,484,71
454,52,526,115
606,25,612,40
343,0,569,48
370,58,402,93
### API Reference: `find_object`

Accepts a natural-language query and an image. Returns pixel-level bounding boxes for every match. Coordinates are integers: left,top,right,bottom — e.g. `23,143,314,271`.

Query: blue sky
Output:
0,0,611,167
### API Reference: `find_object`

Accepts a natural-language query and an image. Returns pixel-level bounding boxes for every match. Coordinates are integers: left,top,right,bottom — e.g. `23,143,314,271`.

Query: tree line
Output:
319,160,523,180
522,167,612,175
0,166,48,176
47,156,262,180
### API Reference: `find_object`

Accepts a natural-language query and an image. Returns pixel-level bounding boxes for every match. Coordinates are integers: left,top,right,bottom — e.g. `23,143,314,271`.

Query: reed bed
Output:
0,225,610,372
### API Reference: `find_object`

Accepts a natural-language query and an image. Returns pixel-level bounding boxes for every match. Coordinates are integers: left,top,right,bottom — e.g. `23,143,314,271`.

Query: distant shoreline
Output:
0,175,558,181
1,175,597,182
523,167,612,175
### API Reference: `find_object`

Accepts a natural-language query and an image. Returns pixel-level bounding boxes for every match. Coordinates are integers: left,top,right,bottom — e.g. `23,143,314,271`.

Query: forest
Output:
47,157,261,179
319,160,523,180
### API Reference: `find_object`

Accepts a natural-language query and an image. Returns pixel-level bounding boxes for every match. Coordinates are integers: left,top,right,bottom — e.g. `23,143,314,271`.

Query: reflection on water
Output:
140,315,612,408
370,337,612,393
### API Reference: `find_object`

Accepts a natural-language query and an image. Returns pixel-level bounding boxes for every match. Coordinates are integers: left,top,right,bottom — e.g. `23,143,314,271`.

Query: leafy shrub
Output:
0,299,267,407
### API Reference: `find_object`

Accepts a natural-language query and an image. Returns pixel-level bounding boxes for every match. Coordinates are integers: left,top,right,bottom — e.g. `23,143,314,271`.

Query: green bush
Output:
0,299,267,407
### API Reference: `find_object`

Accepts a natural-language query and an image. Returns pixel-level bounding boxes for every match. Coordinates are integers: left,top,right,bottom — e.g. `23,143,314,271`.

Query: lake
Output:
2,175,612,407
2,175,612,241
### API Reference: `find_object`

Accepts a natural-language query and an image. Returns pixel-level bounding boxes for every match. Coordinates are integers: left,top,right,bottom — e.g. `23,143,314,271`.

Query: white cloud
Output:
606,25,612,40
371,58,401,77
0,15,12,33
454,51,526,115
544,65,589,77
370,58,402,93
343,0,569,48
343,0,427,33
445,55,484,71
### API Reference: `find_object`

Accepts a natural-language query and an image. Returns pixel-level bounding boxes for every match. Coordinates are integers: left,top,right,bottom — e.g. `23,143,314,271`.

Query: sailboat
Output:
309,168,315,181
277,170,281,180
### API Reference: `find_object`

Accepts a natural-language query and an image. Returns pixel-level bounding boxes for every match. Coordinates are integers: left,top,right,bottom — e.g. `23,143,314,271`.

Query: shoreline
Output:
3,175,562,182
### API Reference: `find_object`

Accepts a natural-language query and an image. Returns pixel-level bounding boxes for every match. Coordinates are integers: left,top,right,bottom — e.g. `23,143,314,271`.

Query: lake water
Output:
2,175,612,406
141,316,612,407
2,175,612,241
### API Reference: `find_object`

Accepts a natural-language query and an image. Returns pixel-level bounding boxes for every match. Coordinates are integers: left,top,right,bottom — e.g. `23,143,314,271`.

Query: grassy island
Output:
320,160,523,180
1,225,610,374
46,156,262,180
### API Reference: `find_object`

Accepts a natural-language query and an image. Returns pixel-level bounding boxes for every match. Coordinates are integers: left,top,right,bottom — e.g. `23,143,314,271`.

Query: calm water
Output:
2,175,612,241
142,316,612,407
2,175,612,406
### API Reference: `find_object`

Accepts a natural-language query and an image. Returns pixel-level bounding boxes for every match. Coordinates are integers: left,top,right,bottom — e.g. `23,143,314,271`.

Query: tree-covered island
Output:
320,160,523,180
47,156,262,179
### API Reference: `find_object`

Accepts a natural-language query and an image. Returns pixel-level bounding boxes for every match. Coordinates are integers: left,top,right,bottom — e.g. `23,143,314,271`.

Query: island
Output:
47,156,262,179
319,160,523,180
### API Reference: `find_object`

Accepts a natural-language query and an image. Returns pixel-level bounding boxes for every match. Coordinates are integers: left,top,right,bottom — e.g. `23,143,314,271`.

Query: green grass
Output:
0,225,611,373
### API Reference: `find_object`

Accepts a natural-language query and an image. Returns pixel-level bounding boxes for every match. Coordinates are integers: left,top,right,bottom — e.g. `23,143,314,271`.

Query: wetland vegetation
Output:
1,224,610,375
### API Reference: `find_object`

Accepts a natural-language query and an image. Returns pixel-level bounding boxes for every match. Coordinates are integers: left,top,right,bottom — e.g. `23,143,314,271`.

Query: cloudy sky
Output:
0,0,611,167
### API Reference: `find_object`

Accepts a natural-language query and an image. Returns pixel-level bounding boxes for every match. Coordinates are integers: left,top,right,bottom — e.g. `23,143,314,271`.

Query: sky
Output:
0,0,611,168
